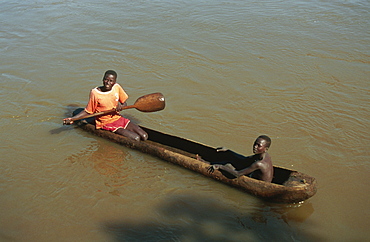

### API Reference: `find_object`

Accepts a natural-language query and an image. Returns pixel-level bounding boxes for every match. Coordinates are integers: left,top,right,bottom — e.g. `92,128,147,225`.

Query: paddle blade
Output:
133,92,165,112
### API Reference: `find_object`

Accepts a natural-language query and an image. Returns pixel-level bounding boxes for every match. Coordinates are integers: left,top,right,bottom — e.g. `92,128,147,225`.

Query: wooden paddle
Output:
70,92,165,122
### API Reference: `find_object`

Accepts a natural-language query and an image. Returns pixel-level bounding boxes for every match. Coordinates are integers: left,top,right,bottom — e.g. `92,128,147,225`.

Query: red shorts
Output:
102,117,130,132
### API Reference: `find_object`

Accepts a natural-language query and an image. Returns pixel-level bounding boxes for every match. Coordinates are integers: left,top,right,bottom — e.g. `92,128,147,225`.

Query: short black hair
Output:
258,135,271,148
104,70,117,78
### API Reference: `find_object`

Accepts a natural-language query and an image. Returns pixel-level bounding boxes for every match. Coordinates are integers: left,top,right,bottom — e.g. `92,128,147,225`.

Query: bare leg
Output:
126,122,148,140
115,122,148,141
115,128,141,141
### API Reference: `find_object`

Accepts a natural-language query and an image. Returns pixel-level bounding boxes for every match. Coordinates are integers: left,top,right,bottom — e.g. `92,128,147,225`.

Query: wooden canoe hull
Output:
74,116,317,203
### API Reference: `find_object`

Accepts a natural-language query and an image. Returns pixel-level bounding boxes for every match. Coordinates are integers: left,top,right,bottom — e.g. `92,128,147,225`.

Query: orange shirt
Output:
85,83,128,129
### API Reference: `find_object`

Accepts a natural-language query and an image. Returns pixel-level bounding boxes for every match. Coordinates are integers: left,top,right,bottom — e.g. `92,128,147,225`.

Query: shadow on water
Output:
102,194,320,242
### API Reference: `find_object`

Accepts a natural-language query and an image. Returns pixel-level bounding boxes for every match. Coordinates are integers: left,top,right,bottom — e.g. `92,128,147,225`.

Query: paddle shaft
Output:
69,92,165,122
70,105,132,122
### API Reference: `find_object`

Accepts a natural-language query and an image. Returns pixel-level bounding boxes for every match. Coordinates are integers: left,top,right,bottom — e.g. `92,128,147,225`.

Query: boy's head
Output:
102,70,118,91
104,70,117,79
253,135,271,154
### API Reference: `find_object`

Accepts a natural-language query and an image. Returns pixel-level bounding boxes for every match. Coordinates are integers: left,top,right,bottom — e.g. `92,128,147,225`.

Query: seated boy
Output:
63,70,148,141
208,135,273,182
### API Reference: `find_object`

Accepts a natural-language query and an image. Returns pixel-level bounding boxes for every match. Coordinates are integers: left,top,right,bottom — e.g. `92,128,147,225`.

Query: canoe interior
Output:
142,127,292,185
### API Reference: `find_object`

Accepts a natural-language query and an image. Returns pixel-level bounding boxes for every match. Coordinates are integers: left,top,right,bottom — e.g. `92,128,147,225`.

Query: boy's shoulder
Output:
261,153,272,166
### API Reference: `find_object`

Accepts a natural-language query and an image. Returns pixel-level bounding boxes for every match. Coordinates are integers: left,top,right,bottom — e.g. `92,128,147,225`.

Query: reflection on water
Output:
65,139,131,194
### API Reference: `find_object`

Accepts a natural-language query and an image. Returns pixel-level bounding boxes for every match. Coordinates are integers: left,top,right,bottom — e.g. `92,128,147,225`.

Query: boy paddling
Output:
208,135,273,182
63,70,148,141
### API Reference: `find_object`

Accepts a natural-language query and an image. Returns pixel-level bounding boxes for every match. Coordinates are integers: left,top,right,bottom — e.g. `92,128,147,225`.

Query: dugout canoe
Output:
72,113,317,203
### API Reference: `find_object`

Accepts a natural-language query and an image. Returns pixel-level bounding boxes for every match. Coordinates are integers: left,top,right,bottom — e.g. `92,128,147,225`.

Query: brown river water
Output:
1,0,369,241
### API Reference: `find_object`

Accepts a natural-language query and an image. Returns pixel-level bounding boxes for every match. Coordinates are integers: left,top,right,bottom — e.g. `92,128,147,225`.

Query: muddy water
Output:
0,0,369,241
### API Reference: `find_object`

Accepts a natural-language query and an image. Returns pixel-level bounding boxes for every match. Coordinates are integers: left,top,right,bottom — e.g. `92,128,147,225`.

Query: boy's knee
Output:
133,134,141,141
141,133,148,141
125,132,140,141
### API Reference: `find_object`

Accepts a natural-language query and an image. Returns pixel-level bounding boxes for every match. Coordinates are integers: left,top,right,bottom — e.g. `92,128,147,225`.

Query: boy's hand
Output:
63,118,73,125
116,102,127,112
216,147,228,152
207,165,220,174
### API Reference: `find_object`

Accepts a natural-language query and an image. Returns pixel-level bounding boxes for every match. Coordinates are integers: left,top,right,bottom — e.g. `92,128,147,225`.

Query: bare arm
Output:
63,109,90,125
224,162,261,177
208,162,261,178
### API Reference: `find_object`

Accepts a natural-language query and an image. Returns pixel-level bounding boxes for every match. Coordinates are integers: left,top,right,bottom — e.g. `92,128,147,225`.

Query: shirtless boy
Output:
63,70,148,141
208,135,273,182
